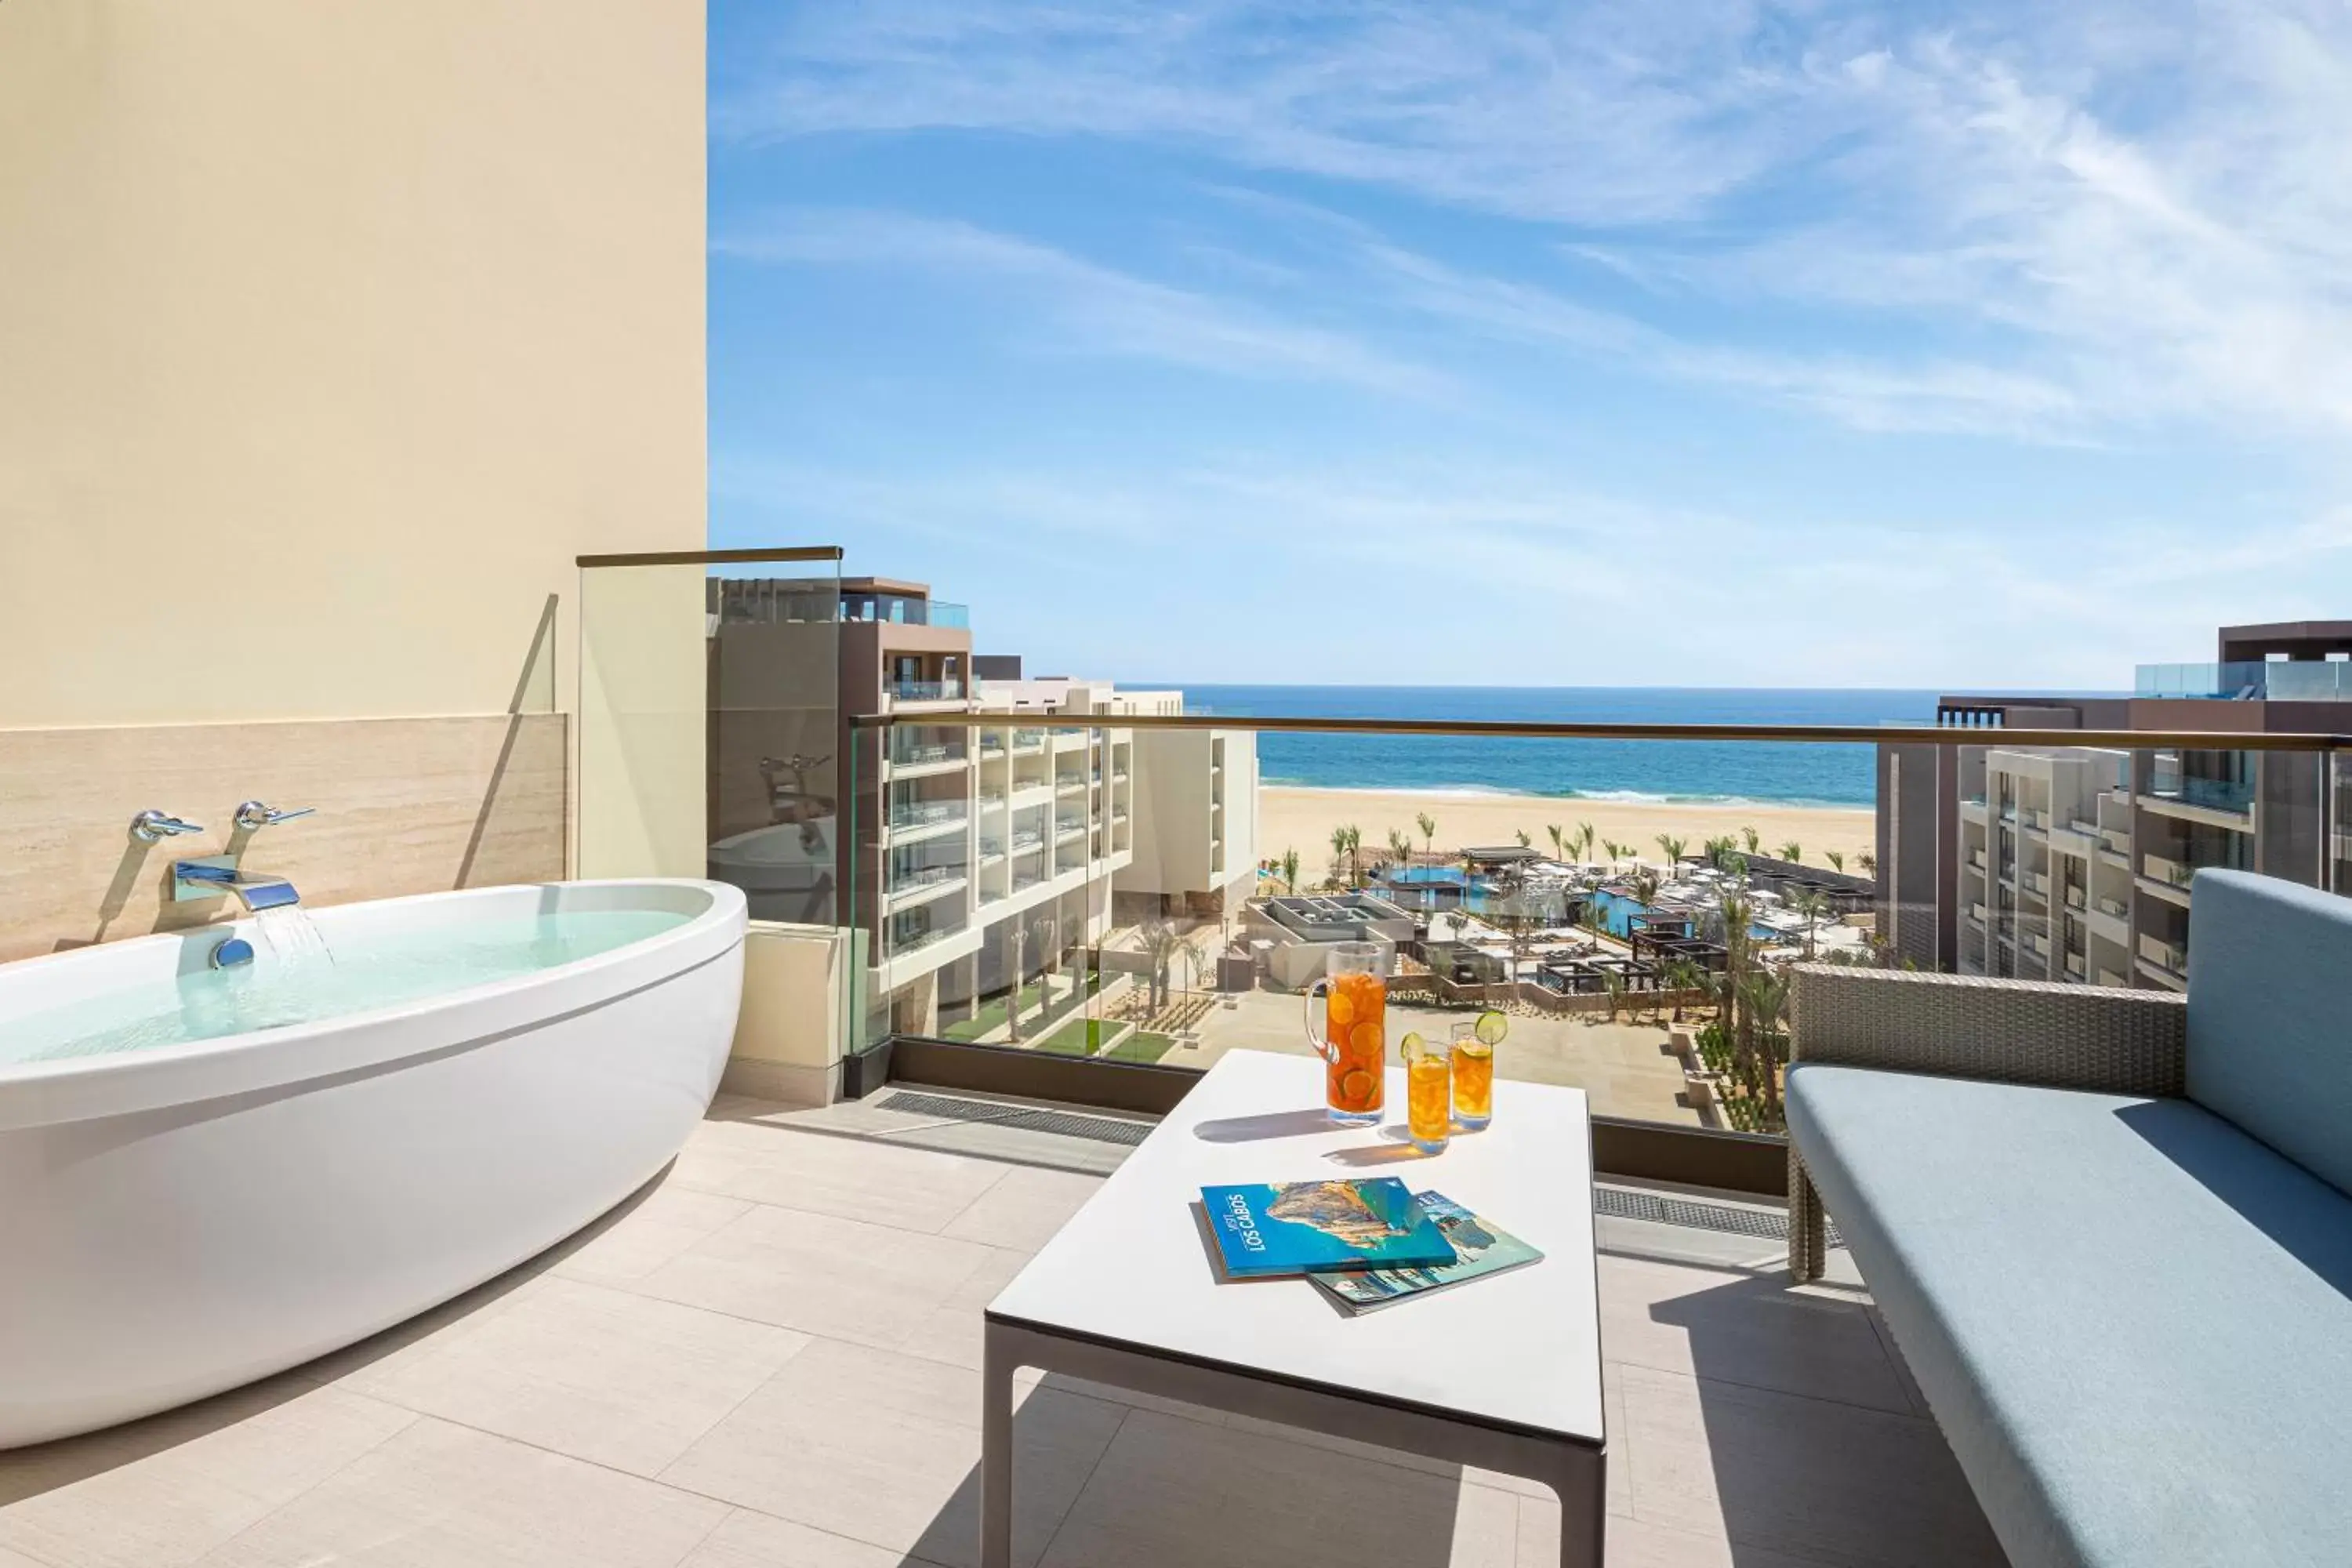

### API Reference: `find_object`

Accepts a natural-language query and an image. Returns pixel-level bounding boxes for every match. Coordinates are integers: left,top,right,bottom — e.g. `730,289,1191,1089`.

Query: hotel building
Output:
702,576,1255,1038
1878,621,2352,989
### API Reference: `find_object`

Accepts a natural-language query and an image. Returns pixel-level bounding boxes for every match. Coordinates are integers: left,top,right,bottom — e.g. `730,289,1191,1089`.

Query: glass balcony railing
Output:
888,733,966,768
889,678,965,703
2146,774,2255,815
2136,660,2352,700
842,711,2349,1136
844,594,971,630
887,800,967,832
888,863,966,895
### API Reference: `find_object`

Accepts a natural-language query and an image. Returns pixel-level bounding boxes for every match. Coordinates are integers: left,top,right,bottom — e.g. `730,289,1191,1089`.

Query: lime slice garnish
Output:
1399,1031,1425,1054
1475,1011,1509,1047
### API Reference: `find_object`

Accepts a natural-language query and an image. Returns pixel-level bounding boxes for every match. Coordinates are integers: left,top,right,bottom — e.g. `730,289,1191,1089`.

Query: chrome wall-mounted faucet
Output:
234,801,315,831
130,810,206,844
172,858,302,911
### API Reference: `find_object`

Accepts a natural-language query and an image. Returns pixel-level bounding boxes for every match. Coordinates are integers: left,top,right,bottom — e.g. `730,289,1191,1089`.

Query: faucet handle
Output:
130,810,205,844
234,801,316,831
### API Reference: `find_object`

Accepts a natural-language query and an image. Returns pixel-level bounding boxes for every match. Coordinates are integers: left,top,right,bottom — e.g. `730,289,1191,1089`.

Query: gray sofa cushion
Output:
2186,869,2352,1197
1788,1062,2352,1568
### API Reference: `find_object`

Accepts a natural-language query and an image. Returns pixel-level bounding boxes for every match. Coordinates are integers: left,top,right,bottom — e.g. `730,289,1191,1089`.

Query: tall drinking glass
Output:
1303,940,1388,1124
1403,1034,1452,1153
1450,1020,1494,1130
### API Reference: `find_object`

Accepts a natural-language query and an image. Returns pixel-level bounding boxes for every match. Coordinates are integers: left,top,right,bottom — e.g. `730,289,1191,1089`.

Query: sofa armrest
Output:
1788,965,2187,1098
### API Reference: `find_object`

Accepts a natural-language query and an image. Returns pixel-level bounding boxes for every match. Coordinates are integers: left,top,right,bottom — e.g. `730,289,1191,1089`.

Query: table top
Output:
989,1050,1604,1444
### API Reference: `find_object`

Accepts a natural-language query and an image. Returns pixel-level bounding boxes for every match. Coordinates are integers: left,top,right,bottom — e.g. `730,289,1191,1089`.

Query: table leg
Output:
982,1322,1014,1568
1547,1443,1606,1568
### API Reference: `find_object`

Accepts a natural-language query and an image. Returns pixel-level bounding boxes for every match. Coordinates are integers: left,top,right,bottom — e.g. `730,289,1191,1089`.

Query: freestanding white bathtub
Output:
0,879,746,1450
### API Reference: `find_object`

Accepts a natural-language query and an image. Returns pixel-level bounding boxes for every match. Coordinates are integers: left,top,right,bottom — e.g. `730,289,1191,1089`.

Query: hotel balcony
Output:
883,739,968,780
884,865,969,912
2136,932,2190,988
2137,852,2201,909
8,1089,2007,1568
885,801,968,845
887,677,967,706
2140,772,2256,830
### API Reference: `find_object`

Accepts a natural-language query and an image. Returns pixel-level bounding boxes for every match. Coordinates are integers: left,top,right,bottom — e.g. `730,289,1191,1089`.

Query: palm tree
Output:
1416,811,1437,859
1856,850,1877,877
1779,840,1802,865
1576,822,1597,863
1004,924,1029,1044
1139,915,1186,1014
1788,887,1831,960
1344,825,1363,888
1662,956,1705,1022
1656,833,1687,873
1386,827,1413,876
1740,826,1761,855
1547,823,1566,861
1825,849,1846,873
1599,969,1628,1024
1740,968,1791,1120
1514,828,1532,848
1330,825,1364,890
1279,847,1301,895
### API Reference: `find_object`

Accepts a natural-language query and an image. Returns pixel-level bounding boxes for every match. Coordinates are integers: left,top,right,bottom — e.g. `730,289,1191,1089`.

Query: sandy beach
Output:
1257,786,1875,881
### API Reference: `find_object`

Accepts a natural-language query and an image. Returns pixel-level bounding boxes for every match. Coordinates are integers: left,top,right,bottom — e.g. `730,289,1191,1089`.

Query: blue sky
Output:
706,1,2352,690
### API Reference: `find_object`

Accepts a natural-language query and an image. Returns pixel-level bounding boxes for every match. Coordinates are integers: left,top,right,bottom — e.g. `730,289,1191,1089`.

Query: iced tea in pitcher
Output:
1305,940,1387,1123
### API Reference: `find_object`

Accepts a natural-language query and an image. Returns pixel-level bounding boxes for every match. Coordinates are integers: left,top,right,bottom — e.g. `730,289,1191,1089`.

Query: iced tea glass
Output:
1450,1021,1494,1130
1302,940,1387,1124
1403,1035,1451,1153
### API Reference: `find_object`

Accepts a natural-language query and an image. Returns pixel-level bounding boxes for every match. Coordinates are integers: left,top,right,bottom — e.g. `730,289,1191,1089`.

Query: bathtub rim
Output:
0,878,746,1131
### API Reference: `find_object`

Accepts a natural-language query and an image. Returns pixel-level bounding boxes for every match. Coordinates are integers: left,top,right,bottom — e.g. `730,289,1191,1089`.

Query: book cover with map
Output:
1310,1192,1543,1311
1200,1178,1459,1278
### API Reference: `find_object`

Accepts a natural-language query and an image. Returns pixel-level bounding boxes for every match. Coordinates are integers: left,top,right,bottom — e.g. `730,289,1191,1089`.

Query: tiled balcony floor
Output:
0,1092,2008,1568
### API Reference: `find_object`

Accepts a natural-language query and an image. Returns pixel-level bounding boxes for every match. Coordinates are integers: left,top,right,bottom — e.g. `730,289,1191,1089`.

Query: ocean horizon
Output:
1167,686,1945,809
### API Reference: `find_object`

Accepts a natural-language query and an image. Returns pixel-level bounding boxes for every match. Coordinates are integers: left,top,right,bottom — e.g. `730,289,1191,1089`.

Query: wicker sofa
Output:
1784,869,2352,1568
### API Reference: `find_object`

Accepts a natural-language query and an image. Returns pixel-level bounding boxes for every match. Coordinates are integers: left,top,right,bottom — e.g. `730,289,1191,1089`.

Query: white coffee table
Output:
983,1049,1605,1567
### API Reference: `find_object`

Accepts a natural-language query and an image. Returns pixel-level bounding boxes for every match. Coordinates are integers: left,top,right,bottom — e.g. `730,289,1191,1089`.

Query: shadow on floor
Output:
0,1160,676,1507
906,1377,1477,1568
1650,1268,2009,1567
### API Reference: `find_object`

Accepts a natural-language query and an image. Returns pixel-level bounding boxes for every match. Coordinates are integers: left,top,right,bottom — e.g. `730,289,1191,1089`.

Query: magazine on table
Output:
1310,1192,1543,1311
1199,1178,1458,1278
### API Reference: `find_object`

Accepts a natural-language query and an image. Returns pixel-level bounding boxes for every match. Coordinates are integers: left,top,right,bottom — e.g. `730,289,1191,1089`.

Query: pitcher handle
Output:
1302,978,1337,1062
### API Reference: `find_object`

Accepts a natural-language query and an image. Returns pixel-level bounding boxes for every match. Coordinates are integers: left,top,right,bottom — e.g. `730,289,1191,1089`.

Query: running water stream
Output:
254,905,334,971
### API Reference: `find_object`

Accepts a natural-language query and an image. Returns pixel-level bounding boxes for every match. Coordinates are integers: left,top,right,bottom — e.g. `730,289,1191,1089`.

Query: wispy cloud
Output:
715,209,1450,398
713,452,2352,688
717,0,2352,439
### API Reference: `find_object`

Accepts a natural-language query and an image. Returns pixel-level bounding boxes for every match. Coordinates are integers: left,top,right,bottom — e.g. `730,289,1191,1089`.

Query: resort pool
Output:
1388,866,1474,888
1591,887,1776,942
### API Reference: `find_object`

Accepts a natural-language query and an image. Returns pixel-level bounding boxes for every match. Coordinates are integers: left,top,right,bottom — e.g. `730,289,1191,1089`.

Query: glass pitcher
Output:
1303,940,1388,1124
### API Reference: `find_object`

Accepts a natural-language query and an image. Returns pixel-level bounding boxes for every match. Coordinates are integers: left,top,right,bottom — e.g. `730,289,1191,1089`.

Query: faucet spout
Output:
172,857,302,911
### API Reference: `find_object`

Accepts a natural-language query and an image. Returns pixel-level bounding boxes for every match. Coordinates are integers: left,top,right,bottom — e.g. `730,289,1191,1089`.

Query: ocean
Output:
1173,687,1943,809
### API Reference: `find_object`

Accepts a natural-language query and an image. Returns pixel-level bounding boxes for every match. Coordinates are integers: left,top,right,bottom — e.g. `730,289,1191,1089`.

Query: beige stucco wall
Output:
0,0,706,729
0,1,708,946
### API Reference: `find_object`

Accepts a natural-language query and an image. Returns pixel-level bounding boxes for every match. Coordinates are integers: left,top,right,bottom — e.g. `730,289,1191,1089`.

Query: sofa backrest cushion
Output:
2186,869,2352,1196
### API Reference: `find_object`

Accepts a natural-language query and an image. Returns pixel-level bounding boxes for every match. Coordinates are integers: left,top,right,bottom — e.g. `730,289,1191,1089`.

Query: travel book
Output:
1200,1178,1459,1278
1310,1192,1544,1312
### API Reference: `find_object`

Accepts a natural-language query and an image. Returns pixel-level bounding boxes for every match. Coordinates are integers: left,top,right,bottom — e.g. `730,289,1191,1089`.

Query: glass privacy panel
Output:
576,561,708,880
578,556,840,917
705,567,842,926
